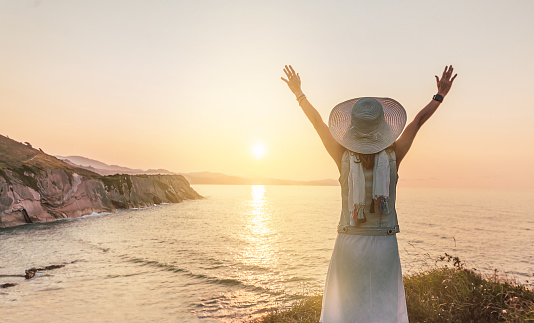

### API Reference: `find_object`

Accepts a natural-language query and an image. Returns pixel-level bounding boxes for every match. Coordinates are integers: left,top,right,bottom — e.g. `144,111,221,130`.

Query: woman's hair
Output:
357,142,396,170
358,153,375,170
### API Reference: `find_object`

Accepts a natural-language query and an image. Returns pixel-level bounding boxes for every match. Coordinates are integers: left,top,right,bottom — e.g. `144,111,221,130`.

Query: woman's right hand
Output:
435,65,457,97
281,65,303,96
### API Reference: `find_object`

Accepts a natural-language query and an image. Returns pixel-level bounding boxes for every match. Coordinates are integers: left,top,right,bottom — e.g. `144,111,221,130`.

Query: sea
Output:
1,185,533,322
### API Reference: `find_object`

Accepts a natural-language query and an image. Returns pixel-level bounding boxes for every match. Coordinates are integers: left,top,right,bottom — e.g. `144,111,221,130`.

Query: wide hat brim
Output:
328,97,407,154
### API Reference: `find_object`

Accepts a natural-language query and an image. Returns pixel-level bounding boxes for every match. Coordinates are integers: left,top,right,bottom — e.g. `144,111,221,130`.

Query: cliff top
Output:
0,134,98,178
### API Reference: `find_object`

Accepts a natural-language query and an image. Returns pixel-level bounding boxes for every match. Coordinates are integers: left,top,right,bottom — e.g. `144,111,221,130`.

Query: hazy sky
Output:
1,0,533,188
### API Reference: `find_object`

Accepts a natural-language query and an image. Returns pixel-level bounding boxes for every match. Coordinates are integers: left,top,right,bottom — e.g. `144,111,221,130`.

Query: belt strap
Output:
337,224,400,236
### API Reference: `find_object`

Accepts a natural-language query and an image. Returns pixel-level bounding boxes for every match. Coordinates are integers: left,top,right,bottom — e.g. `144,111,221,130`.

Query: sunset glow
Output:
252,142,266,160
0,1,533,188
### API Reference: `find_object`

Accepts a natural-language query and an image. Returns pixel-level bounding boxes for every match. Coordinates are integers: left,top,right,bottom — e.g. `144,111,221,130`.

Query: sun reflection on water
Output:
237,185,279,270
250,185,266,216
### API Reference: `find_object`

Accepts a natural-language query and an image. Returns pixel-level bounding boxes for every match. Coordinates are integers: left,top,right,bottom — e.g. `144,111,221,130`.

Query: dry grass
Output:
253,294,323,323
404,254,534,322
0,134,98,182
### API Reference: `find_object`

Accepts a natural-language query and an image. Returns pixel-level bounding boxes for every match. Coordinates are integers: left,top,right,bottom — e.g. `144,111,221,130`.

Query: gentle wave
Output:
124,256,288,296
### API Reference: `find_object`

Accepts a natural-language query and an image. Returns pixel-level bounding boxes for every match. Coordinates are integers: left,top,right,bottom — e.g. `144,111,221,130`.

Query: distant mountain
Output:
56,156,175,176
182,171,338,186
58,156,338,186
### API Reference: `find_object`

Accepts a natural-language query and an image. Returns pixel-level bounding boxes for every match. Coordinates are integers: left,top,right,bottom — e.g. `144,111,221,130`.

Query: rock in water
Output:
24,268,37,279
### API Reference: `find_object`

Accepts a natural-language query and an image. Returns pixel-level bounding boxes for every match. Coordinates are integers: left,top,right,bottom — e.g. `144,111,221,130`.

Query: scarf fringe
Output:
375,196,389,214
351,198,390,227
352,203,367,226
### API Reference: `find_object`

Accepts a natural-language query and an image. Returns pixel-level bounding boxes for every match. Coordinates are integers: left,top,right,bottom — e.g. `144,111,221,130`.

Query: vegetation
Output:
253,254,534,323
100,174,133,195
0,134,98,182
0,134,139,193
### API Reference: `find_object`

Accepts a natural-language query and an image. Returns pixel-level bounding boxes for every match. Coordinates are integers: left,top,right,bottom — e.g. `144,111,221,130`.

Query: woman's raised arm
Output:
395,65,457,169
281,65,345,171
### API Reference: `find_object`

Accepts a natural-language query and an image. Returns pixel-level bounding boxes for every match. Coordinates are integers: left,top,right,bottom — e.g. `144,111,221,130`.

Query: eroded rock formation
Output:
0,135,202,228
0,170,201,228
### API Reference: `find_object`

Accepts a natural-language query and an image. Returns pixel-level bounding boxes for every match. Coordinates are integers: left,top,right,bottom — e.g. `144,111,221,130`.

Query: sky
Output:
1,0,533,189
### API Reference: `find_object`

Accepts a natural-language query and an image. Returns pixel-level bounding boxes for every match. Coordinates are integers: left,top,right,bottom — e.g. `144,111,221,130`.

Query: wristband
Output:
433,94,444,102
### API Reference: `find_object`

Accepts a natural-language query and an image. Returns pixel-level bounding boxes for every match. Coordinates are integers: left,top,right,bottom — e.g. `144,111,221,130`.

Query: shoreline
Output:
1,172,203,229
0,199,201,232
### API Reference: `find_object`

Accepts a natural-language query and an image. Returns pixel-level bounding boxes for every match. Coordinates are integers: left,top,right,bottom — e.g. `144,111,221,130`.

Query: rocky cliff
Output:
0,135,202,228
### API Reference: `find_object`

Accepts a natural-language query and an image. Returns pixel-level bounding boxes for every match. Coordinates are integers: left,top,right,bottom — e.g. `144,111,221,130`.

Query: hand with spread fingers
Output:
395,64,458,167
435,65,457,97
281,65,303,97
280,64,346,170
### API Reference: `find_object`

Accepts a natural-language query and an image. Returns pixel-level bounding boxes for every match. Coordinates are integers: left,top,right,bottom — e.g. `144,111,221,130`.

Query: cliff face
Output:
0,135,202,228
0,169,202,229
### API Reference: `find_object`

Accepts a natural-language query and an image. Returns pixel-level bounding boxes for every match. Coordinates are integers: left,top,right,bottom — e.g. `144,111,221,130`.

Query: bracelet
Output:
432,94,444,102
297,95,307,104
296,93,305,100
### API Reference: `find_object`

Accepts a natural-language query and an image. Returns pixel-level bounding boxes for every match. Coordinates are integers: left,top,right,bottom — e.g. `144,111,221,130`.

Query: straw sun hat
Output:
328,97,407,154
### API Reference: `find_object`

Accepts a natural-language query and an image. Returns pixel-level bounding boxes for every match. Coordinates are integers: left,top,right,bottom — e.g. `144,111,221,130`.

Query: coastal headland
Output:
0,134,202,228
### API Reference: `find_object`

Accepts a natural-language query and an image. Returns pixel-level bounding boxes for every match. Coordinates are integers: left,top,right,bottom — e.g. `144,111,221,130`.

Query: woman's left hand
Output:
435,65,457,97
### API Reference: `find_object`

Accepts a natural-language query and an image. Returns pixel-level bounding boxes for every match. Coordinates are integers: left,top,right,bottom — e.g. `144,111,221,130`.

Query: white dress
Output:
320,149,409,322
319,234,408,322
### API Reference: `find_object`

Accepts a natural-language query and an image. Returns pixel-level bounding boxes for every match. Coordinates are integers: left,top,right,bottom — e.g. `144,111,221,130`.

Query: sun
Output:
251,142,266,159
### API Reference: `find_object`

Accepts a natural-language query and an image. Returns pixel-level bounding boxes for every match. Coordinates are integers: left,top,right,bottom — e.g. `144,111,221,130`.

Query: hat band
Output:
350,124,382,140
358,132,381,140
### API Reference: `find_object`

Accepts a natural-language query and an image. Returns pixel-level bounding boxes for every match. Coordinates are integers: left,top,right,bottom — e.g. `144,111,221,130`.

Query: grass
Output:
0,134,98,182
253,254,534,323
100,174,133,195
255,295,323,323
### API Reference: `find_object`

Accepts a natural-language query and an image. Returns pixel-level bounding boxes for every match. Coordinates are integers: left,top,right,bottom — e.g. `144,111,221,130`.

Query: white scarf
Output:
348,150,390,226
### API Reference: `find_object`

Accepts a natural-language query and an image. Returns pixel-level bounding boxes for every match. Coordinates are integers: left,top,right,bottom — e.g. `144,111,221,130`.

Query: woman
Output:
281,65,457,322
